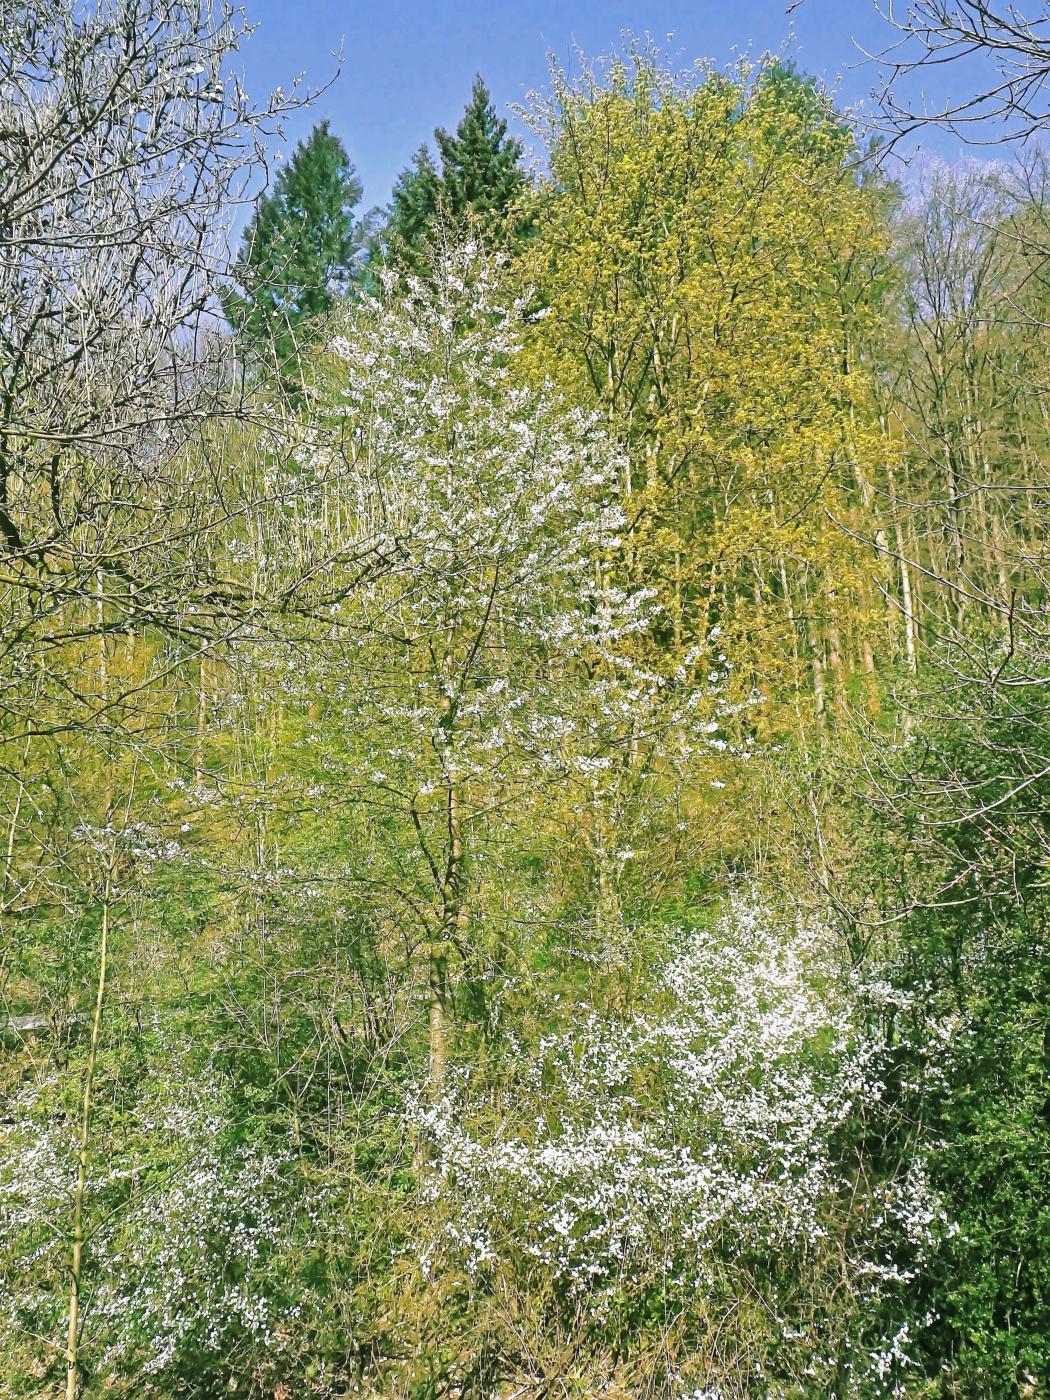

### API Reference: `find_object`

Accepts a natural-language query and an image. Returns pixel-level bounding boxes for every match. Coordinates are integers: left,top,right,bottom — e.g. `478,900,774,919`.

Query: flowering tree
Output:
274,245,732,1091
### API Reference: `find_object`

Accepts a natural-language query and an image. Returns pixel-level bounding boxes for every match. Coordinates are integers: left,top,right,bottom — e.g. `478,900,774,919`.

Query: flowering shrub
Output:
0,1047,307,1396
411,896,956,1397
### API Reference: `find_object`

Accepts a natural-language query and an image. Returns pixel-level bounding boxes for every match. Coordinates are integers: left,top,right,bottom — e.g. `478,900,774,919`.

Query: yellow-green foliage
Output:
519,46,895,725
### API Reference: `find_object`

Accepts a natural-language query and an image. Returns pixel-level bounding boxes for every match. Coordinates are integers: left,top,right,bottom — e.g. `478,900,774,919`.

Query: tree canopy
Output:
224,120,364,376
383,74,527,266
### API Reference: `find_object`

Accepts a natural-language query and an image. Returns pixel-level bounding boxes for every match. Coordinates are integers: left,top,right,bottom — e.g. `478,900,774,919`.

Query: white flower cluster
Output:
322,245,633,644
413,895,957,1395
0,1054,303,1385
282,244,738,886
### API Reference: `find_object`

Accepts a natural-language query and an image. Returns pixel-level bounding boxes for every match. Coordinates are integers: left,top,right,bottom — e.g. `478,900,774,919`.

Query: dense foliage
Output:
224,120,365,378
2,10,1048,1398
382,75,527,267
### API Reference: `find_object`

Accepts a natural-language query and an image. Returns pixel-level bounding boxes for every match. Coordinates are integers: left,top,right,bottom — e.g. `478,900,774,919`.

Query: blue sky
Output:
238,0,995,212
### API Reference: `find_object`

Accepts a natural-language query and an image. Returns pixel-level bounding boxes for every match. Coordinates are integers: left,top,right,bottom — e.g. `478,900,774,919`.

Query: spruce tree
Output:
435,75,526,220
382,76,526,268
224,121,363,372
383,146,442,271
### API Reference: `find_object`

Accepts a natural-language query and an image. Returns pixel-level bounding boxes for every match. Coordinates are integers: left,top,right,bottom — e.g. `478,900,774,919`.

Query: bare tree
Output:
862,2,1050,700
870,2,1050,145
0,0,315,745
811,4,1050,923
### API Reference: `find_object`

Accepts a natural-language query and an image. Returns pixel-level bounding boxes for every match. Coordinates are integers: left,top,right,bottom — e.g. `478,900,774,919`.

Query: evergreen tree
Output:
382,76,526,267
224,121,363,373
435,74,526,220
382,145,442,272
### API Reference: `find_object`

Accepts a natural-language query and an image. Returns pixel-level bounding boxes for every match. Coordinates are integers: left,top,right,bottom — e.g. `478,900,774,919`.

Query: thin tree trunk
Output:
430,771,465,1096
804,575,827,725
849,454,881,712
886,461,918,674
66,857,115,1400
897,528,918,675
194,655,206,784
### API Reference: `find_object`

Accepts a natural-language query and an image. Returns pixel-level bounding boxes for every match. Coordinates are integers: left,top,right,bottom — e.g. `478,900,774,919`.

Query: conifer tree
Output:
435,74,526,219
382,76,526,266
382,146,442,272
224,121,363,372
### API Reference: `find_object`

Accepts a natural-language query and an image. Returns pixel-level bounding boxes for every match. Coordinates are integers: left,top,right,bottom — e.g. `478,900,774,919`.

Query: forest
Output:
1,1,1048,1396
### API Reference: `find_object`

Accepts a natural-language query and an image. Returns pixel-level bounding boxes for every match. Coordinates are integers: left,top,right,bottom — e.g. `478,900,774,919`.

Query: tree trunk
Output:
430,770,465,1097
66,858,114,1400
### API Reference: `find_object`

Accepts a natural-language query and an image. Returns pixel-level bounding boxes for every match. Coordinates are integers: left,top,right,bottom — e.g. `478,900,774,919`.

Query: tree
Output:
308,247,642,1090
435,74,527,221
518,46,895,734
0,0,318,748
873,1,1050,146
382,75,527,266
867,5,1050,722
262,245,728,1097
224,120,364,376
384,145,442,265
